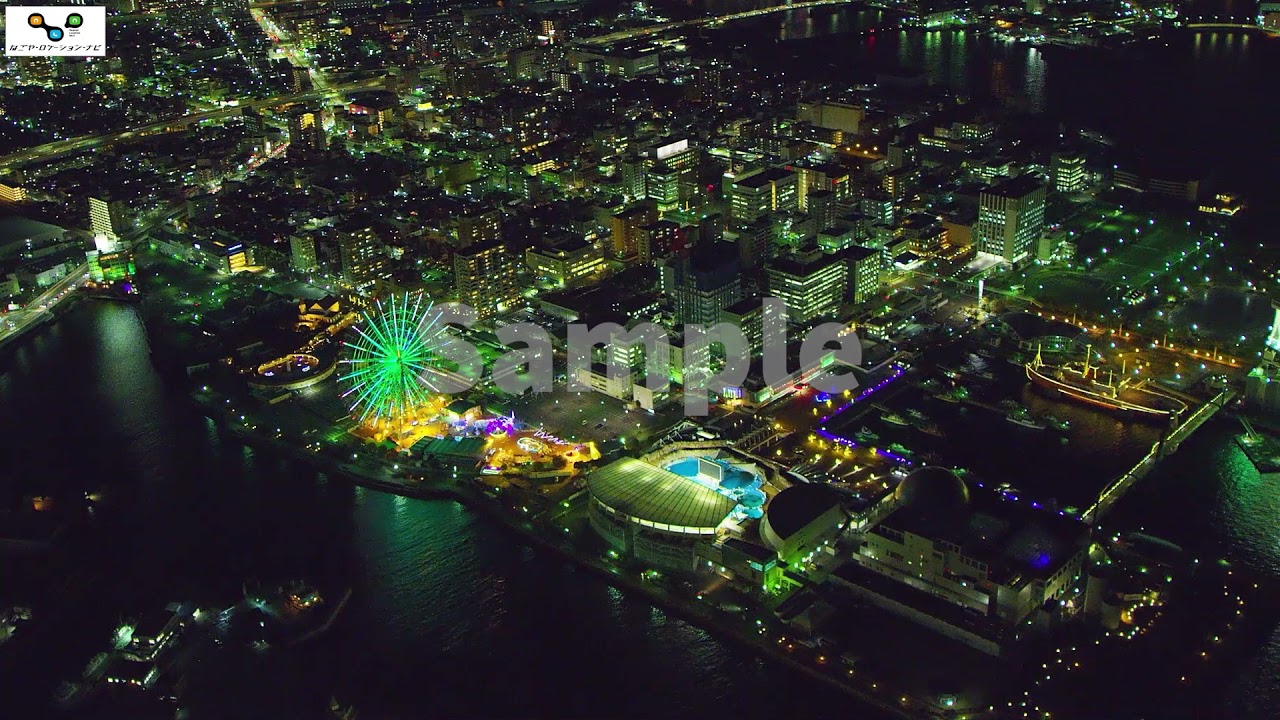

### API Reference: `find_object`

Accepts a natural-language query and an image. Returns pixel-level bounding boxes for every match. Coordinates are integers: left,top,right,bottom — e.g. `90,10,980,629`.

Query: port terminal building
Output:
838,467,1088,655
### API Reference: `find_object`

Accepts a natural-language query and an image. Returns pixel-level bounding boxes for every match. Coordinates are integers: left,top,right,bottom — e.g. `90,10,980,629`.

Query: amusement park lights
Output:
340,294,449,425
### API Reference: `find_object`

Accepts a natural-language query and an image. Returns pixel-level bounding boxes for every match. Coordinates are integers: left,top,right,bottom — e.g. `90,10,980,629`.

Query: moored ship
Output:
1025,345,1185,422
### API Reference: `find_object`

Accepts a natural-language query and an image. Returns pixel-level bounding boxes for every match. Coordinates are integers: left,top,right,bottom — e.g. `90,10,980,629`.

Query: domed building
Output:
843,467,1088,654
761,482,848,566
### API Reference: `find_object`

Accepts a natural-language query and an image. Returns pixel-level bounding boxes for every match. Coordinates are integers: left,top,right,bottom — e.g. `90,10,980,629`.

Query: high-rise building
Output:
646,164,681,212
287,107,325,158
667,244,742,327
731,168,798,227
975,176,1046,263
720,298,764,357
338,227,389,288
735,216,773,271
860,193,895,226
807,190,836,232
1050,153,1086,193
637,220,688,264
290,234,319,273
766,245,848,323
88,195,129,242
844,245,882,303
611,203,659,259
454,238,520,322
456,207,502,248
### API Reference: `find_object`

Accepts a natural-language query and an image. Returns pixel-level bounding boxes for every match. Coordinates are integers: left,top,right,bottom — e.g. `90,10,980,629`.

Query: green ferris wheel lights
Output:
339,293,446,425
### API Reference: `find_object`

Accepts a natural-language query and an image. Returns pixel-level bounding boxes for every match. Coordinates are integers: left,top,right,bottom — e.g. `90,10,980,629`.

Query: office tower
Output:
290,234,319,273
730,168,798,227
844,246,882,303
637,220,688,264
796,101,864,135
808,189,836,231
668,243,742,327
975,175,1047,263
720,298,764,357
611,203,659,259
646,164,680,212
766,245,848,323
287,106,325,158
736,216,773,271
860,193,895,226
454,238,520,321
1051,153,1086,193
88,195,129,242
525,235,605,287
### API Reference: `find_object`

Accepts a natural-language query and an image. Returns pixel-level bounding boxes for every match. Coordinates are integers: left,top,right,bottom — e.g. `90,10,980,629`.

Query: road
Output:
0,77,383,170
576,0,864,45
0,263,89,348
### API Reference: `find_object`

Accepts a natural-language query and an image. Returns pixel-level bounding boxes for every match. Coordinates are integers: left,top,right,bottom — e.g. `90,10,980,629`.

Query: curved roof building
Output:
587,458,737,571
588,458,736,533
761,482,848,562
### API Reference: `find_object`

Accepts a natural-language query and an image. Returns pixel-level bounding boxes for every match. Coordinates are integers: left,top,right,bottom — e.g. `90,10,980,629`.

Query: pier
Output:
1083,387,1234,524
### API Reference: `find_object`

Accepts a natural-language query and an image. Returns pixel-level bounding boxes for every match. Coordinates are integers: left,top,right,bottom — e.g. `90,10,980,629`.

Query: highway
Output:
0,77,383,170
0,263,89,349
576,0,863,45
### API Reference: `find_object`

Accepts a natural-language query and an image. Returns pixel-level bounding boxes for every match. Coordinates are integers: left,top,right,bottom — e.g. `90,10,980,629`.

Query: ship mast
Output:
1083,344,1092,378
1033,343,1043,368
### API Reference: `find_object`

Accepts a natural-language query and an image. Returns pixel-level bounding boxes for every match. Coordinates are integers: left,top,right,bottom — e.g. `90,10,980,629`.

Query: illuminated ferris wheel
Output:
339,294,448,426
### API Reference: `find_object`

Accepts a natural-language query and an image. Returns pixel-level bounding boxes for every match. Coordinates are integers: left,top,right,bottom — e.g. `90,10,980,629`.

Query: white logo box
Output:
5,6,107,56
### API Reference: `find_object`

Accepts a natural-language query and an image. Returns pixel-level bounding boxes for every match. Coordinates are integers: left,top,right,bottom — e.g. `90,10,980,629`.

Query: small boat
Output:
855,426,879,444
916,423,943,437
922,378,941,391
1006,408,1047,430
887,443,914,458
906,408,929,424
882,412,909,427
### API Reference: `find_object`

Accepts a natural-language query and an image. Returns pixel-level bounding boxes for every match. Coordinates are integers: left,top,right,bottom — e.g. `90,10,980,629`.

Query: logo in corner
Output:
6,6,105,56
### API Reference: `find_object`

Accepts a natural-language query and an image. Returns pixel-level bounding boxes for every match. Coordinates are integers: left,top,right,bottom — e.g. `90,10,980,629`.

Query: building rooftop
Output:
765,482,845,541
876,468,1086,586
734,167,793,190
587,457,736,529
982,174,1045,199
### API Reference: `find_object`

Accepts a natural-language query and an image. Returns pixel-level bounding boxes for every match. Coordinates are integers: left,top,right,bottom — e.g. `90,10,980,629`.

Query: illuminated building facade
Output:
845,468,1086,654
287,107,326,158
976,175,1046,263
1051,153,1086,193
454,238,520,321
525,235,604,287
339,227,390,288
0,182,28,204
587,457,737,572
290,234,320,273
731,168,798,227
611,203,658,259
766,245,848,323
89,195,128,242
1245,302,1280,411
